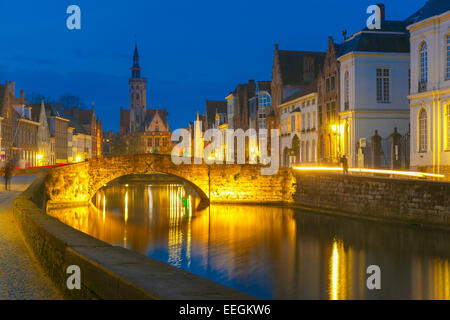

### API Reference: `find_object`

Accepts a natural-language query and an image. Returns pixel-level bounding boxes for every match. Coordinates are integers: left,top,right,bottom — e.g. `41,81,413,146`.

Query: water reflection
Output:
48,176,450,299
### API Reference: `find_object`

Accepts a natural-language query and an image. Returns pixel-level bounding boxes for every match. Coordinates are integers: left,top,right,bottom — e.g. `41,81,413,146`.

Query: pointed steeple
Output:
131,42,141,78
39,100,45,121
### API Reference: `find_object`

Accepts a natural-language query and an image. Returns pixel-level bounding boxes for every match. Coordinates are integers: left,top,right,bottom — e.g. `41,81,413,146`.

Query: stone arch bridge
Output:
44,154,295,209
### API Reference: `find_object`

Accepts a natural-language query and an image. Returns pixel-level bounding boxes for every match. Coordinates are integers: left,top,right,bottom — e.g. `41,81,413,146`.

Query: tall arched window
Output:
344,71,349,110
419,42,428,83
419,108,427,152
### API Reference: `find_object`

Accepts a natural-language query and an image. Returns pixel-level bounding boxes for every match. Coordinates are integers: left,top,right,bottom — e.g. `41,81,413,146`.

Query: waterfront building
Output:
70,118,92,162
225,80,257,131
279,83,318,166
31,101,53,166
0,81,41,167
271,44,325,129
408,0,450,174
61,104,103,158
15,106,39,168
317,36,341,164
337,6,411,168
46,104,70,164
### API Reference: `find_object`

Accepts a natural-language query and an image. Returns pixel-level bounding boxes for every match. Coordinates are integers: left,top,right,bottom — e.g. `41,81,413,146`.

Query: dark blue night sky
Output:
0,0,425,132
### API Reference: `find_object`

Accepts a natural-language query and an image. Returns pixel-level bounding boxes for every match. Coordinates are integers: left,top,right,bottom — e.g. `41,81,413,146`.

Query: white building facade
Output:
280,91,318,166
337,20,411,168
408,3,450,174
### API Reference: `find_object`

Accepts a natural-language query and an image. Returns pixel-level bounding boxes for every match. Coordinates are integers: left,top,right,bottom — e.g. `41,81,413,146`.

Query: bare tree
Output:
25,93,56,105
59,93,85,109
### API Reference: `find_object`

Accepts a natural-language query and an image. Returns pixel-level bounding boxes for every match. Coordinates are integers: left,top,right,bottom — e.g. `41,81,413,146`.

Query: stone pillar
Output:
371,130,382,168
390,127,402,170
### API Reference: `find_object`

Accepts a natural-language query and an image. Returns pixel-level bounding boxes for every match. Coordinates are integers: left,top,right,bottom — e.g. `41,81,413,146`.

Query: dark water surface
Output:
49,176,450,299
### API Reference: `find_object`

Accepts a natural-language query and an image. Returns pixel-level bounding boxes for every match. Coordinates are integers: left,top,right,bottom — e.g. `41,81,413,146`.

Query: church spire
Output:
131,42,141,78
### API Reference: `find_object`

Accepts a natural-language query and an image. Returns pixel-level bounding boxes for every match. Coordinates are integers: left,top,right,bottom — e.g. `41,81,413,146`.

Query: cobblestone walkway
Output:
0,175,61,300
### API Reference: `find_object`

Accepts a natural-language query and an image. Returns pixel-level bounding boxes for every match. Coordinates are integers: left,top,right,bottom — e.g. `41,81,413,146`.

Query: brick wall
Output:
294,172,450,227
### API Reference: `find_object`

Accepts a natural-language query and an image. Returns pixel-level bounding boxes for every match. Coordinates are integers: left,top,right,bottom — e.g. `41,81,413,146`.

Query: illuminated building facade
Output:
31,101,53,166
61,104,103,158
337,9,411,168
0,81,41,167
408,0,450,174
225,80,257,131
317,36,341,163
279,85,318,166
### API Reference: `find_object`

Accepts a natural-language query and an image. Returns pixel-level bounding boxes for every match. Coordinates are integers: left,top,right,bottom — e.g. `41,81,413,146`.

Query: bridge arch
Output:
91,171,210,209
44,153,295,209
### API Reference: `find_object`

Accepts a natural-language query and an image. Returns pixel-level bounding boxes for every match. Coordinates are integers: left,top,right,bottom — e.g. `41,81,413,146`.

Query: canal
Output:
48,174,450,299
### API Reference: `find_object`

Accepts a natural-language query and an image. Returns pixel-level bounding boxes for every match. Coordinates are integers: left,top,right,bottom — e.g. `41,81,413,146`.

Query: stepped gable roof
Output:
338,20,410,57
278,50,325,85
406,0,450,26
206,100,227,125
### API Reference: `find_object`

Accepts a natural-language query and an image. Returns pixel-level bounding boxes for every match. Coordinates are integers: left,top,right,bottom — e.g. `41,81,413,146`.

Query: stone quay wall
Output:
294,172,450,228
13,174,254,300
44,154,295,208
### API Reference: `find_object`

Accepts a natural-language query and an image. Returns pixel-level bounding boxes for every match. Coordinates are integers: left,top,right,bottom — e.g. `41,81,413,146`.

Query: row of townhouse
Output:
0,81,103,168
196,1,450,173
277,0,450,171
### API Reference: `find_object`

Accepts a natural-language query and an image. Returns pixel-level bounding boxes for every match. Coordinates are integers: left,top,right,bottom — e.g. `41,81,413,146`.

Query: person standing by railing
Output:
340,155,349,175
4,162,11,191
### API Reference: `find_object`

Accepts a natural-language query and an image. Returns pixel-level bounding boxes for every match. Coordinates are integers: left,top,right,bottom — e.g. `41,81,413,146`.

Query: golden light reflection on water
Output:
331,240,339,300
48,179,450,300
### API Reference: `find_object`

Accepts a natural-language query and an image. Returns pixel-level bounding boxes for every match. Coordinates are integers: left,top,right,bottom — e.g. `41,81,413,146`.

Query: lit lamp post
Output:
37,154,43,167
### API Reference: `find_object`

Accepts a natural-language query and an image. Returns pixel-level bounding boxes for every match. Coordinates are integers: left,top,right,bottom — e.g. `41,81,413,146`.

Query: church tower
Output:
129,43,147,133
